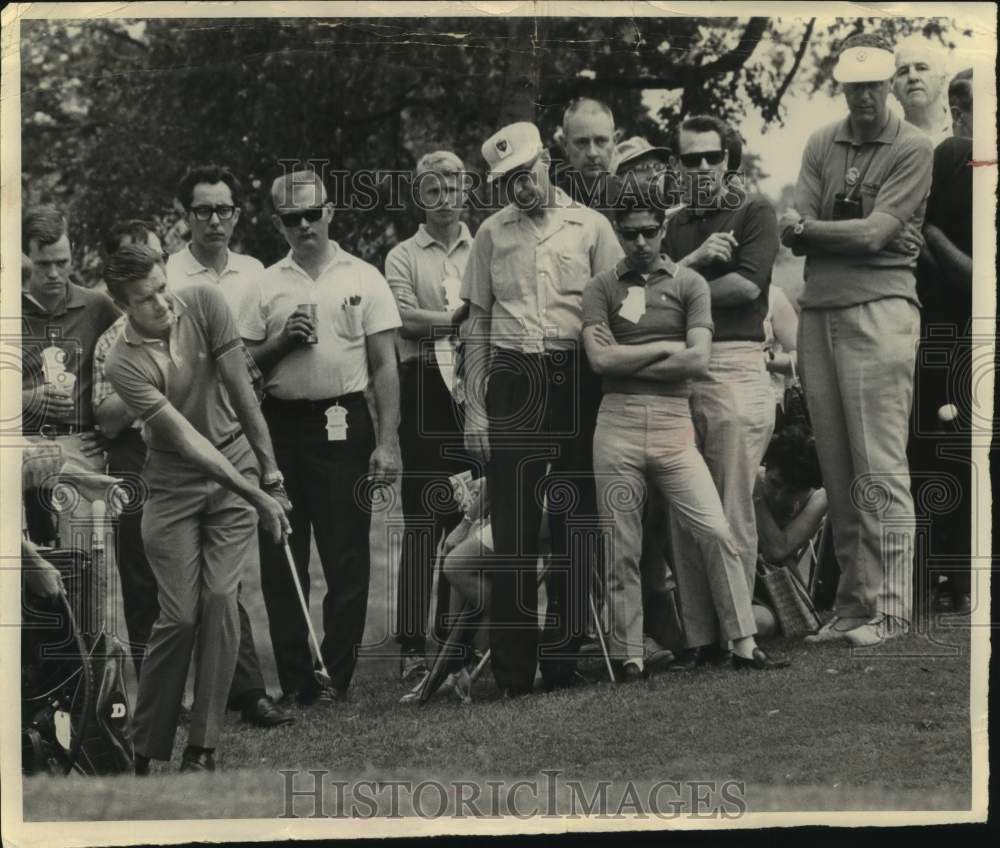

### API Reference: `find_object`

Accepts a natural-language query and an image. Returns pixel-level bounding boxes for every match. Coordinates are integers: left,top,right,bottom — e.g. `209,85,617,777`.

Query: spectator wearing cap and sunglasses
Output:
659,115,780,666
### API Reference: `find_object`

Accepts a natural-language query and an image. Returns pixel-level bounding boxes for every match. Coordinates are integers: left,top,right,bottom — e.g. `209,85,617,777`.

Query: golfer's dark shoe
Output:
179,747,215,773
134,754,151,777
732,647,790,671
242,695,294,727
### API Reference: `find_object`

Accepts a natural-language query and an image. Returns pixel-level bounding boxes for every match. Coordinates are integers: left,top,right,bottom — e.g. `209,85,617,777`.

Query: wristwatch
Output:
262,470,285,488
792,218,806,236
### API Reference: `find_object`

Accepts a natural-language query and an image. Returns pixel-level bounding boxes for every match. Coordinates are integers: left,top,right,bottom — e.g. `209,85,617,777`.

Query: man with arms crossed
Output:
104,245,290,774
781,34,933,646
662,115,779,668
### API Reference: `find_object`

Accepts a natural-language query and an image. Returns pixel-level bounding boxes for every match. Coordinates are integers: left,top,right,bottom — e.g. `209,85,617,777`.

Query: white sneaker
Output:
845,615,909,647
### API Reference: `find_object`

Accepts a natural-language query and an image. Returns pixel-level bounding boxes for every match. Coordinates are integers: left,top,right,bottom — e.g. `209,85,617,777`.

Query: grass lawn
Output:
18,369,976,822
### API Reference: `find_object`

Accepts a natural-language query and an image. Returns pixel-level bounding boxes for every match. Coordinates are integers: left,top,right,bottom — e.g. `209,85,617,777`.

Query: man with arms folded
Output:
662,115,779,669
461,122,623,695
103,245,290,774
582,192,788,679
781,33,933,646
242,169,402,704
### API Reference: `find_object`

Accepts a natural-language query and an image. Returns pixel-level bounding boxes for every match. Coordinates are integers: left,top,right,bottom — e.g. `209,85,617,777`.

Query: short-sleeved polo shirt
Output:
105,283,244,452
165,245,265,325
794,111,933,309
664,193,777,342
21,283,121,434
239,241,402,401
384,222,472,364
460,187,624,354
582,256,713,399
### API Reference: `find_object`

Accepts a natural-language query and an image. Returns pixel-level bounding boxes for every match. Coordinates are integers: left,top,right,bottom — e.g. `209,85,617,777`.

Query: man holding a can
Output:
241,168,402,704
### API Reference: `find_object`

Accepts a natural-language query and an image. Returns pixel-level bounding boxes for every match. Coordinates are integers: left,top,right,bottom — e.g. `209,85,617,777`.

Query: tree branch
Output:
761,18,816,123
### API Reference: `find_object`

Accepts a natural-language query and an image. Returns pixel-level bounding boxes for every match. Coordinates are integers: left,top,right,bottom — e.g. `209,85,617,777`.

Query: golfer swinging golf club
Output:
103,244,291,775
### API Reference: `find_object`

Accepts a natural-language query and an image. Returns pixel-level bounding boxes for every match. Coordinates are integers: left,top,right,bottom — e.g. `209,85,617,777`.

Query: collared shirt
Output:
239,240,402,400
582,255,713,399
21,282,121,434
165,244,263,385
385,222,472,364
795,110,934,310
105,283,244,453
664,192,778,342
92,314,142,432
165,244,264,322
460,187,624,353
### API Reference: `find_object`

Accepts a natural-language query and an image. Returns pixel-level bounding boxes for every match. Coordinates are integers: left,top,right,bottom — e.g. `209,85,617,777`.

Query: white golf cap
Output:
833,45,895,83
482,122,543,182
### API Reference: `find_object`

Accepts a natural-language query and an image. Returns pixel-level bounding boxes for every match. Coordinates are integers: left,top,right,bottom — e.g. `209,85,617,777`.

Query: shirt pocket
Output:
489,252,525,301
553,249,591,295
332,298,366,340
859,181,881,217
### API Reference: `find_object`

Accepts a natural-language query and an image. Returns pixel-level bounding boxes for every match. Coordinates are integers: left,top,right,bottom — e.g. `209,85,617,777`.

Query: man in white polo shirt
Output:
241,169,402,703
166,164,264,312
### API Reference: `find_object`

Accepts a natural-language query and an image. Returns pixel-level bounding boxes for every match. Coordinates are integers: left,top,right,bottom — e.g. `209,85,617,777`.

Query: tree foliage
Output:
19,15,963,281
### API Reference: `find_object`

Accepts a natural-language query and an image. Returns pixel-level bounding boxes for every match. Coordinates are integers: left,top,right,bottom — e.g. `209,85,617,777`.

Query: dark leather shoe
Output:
732,647,790,671
699,644,733,666
241,695,295,727
179,748,215,773
298,685,347,706
617,662,644,683
666,648,700,672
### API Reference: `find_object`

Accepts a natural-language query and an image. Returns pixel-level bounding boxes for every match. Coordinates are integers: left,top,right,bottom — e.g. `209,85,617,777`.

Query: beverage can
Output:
298,303,318,344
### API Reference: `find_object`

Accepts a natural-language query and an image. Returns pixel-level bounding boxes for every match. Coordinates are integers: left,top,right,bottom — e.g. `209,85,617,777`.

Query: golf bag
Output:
22,547,134,776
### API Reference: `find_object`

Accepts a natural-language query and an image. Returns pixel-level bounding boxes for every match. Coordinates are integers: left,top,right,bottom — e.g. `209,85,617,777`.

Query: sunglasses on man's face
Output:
190,204,236,222
618,225,662,241
277,207,325,228
678,150,726,169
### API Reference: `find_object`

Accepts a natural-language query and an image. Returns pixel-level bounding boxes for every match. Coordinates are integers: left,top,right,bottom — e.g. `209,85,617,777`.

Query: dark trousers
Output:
259,393,374,695
108,428,267,702
485,347,601,692
907,305,972,602
396,359,470,653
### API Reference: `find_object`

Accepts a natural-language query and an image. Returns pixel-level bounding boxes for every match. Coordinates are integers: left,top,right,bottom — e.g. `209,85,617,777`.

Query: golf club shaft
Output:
282,538,332,679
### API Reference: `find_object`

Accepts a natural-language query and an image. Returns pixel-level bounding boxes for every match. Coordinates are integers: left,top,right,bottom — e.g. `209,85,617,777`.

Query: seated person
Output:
402,475,492,704
754,424,827,567
751,425,828,636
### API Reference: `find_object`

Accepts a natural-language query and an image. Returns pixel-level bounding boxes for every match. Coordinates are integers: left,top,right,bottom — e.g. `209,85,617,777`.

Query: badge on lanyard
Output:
845,166,860,188
325,404,348,442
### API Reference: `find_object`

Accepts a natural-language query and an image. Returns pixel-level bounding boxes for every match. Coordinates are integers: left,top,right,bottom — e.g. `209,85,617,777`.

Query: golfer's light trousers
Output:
131,436,258,760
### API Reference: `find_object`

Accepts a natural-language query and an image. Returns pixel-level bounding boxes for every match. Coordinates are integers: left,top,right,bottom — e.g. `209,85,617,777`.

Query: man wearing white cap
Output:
461,121,623,695
780,33,933,646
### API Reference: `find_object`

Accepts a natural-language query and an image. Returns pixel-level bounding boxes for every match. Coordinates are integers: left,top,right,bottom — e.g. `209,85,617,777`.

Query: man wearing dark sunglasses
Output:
660,115,779,664
461,122,623,696
241,168,402,705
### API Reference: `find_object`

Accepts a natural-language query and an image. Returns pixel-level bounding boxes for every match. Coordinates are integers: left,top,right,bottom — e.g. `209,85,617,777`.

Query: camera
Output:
832,192,863,221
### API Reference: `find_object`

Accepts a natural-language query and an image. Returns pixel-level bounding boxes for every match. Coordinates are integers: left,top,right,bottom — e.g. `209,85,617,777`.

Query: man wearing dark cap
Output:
781,33,933,647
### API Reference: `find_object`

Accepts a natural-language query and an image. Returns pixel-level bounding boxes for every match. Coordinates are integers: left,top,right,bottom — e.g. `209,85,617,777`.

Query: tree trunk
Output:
497,16,548,126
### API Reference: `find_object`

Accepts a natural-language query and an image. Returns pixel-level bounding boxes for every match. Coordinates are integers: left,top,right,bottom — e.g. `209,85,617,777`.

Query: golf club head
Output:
314,665,334,689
